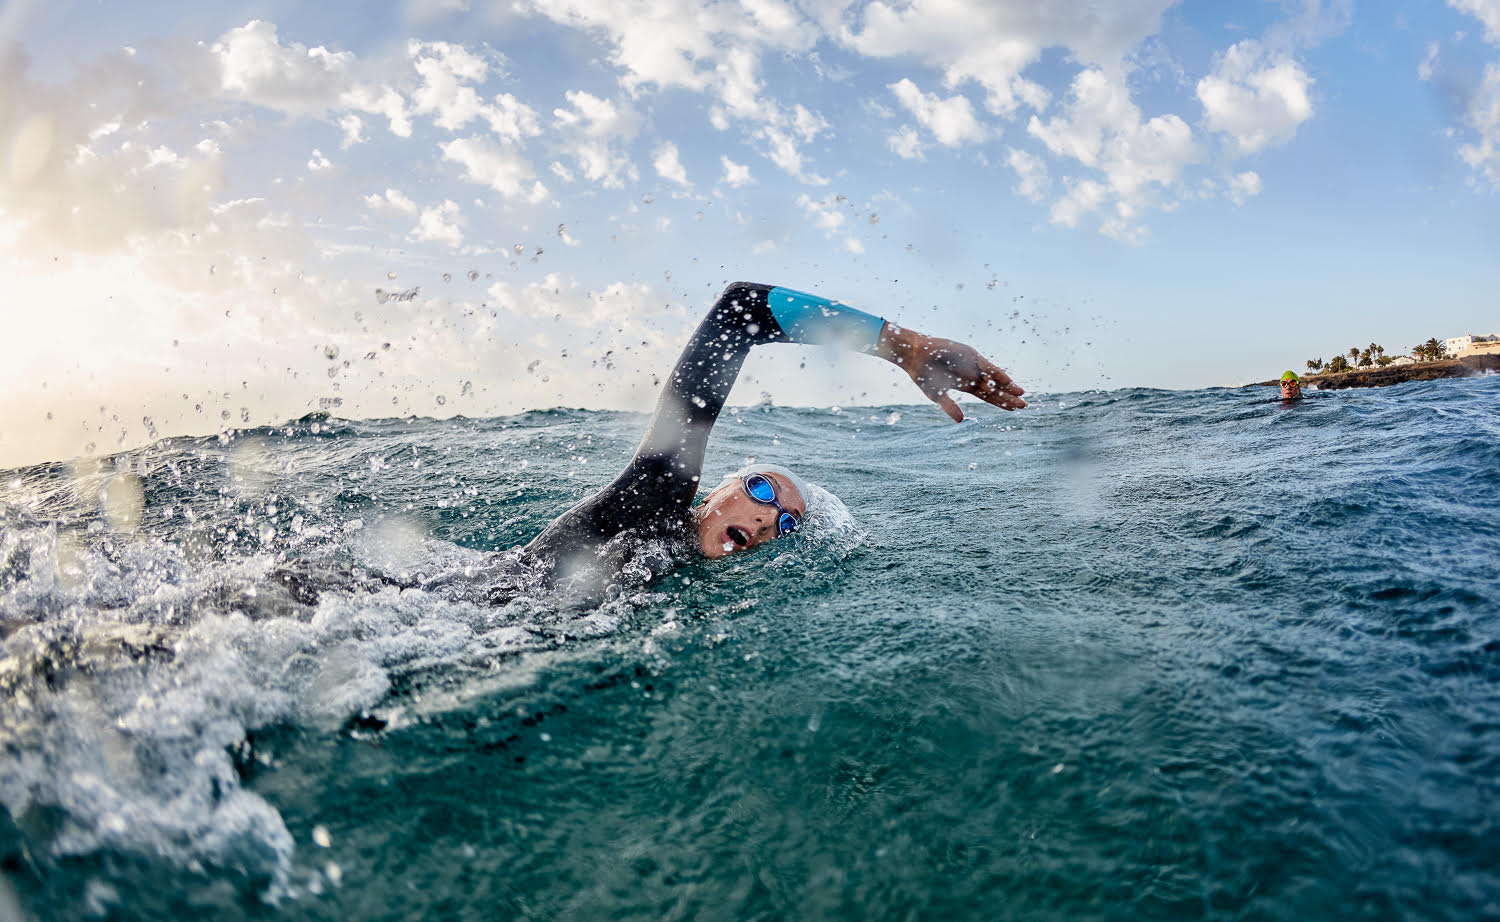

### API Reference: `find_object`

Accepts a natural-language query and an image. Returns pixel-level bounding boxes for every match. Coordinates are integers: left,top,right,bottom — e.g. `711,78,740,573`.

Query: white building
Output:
1446,333,1500,355
1386,355,1415,366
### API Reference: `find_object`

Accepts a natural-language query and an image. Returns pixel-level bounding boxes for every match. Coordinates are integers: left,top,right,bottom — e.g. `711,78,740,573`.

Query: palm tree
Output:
1349,346,1360,365
1306,358,1324,372
1359,348,1372,367
1424,337,1445,361
1328,355,1351,373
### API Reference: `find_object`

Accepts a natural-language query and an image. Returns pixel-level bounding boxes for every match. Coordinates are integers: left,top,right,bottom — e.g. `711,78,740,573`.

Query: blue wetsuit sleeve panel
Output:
766,286,886,353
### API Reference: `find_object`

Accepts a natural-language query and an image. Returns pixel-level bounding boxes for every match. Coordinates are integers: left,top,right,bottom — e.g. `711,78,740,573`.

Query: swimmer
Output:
521,282,1026,584
1280,371,1303,400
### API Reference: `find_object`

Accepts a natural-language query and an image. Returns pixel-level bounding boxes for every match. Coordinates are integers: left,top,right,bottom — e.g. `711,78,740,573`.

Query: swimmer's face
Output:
1281,379,1302,399
694,471,806,559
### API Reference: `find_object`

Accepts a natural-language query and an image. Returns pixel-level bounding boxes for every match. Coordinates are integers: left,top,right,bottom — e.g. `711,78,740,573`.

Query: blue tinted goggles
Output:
742,473,801,536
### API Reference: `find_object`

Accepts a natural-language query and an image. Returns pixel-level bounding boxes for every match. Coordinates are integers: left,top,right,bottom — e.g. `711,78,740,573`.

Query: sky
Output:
1,0,1497,468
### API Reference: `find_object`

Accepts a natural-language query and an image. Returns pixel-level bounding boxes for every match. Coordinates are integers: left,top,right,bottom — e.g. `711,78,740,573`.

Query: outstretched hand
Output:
876,324,1027,422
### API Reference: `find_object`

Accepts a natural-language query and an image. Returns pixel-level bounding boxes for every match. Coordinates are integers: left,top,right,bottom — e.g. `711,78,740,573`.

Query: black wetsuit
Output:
520,281,886,585
272,282,886,608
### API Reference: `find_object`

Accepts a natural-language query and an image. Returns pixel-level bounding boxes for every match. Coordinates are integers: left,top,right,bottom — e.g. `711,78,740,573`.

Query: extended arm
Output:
523,282,1024,559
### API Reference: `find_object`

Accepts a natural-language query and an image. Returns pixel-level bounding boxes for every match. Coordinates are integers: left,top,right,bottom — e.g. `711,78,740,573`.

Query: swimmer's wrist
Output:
875,322,925,367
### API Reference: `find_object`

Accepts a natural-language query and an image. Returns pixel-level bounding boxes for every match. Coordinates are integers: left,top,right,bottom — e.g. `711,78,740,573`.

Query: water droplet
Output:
324,345,339,360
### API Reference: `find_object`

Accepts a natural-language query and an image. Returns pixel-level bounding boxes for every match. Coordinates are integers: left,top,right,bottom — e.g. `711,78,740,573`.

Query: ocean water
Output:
2,377,1498,921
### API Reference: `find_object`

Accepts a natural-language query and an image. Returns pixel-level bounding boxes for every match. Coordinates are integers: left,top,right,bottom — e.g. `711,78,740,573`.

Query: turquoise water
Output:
2,378,1498,920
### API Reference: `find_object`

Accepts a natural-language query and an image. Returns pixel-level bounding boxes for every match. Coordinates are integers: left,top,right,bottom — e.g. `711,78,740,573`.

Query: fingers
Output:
969,368,1028,410
978,358,1024,396
988,391,1029,410
935,392,964,423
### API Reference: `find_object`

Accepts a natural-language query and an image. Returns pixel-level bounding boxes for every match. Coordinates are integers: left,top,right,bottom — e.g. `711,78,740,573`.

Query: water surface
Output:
2,378,1498,920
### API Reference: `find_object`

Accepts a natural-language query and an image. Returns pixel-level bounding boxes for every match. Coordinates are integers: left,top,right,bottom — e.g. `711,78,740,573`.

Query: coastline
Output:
1251,354,1500,389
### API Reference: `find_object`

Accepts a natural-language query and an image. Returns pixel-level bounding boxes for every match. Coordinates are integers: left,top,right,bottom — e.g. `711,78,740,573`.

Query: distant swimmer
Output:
1280,371,1303,400
518,281,1027,588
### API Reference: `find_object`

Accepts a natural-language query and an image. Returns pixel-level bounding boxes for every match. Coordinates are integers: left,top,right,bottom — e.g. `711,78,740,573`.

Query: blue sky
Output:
1,0,1497,466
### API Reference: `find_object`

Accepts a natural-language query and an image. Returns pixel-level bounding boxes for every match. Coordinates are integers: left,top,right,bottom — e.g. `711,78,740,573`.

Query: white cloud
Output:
516,0,836,185
1450,0,1500,44
211,21,415,137
835,0,1172,116
213,20,355,116
844,237,865,254
1197,40,1314,155
482,93,543,142
889,78,986,146
340,84,413,137
519,0,817,121
409,40,492,130
719,155,753,186
1006,147,1050,201
795,193,847,234
1028,69,1135,167
338,113,366,148
411,200,464,248
552,90,640,188
887,125,924,159
407,40,542,142
1419,41,1440,81
761,125,827,184
441,136,549,201
307,148,333,172
1228,169,1262,204
1028,68,1198,236
1050,178,1109,228
789,104,828,142
1457,62,1500,188
364,188,418,215
1449,1,1500,189
653,142,690,186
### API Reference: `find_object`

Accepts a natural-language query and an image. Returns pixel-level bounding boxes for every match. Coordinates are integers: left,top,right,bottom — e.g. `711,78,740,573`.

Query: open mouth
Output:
726,525,750,549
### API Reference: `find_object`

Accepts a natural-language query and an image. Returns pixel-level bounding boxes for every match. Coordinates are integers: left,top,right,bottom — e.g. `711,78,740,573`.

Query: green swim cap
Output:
1281,371,1300,382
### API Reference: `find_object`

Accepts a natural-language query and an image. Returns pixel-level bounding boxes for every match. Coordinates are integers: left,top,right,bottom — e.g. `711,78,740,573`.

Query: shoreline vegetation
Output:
1251,354,1500,389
